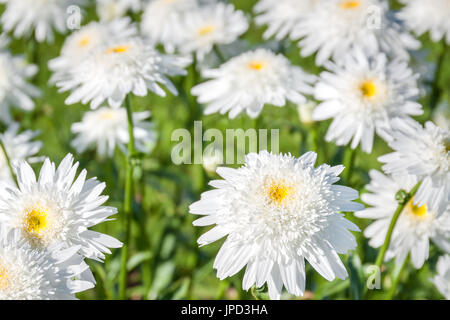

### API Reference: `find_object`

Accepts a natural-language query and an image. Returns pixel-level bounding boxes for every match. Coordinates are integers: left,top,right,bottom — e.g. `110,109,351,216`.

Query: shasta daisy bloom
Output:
0,154,122,261
0,227,94,300
290,0,420,66
0,123,42,184
313,48,422,153
0,0,86,43
55,36,188,109
96,0,142,21
0,47,40,124
49,17,137,84
179,2,249,60
141,0,199,53
379,119,449,216
356,170,450,269
71,107,157,158
431,255,450,299
254,0,318,41
189,151,363,299
398,0,450,44
191,48,315,119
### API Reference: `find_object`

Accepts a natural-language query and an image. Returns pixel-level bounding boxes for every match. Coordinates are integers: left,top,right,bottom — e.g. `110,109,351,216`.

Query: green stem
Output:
250,287,260,300
0,139,18,187
343,147,357,184
213,45,226,64
386,256,408,300
118,96,136,300
430,40,447,112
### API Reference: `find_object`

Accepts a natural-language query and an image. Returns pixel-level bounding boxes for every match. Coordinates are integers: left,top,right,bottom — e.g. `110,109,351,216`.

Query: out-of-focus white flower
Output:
179,2,249,60
431,255,450,299
192,48,315,119
379,119,449,217
190,151,362,299
0,45,40,123
290,0,420,65
0,154,122,261
96,0,142,21
49,17,137,84
297,101,317,125
55,36,188,109
71,107,157,158
432,102,450,131
0,123,42,184
0,227,94,300
313,48,422,153
141,0,199,53
357,170,450,269
398,0,450,44
0,0,86,43
254,0,318,40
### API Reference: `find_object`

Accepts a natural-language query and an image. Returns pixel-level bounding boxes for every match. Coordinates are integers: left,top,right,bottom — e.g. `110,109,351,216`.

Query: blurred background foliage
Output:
0,0,448,300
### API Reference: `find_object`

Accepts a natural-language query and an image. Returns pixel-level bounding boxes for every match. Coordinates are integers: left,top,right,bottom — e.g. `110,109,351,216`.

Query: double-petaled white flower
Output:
192,48,315,119
254,0,317,41
398,0,450,44
431,255,450,299
290,0,420,65
379,119,449,217
0,227,94,300
179,2,249,60
55,36,188,109
357,170,450,269
0,0,86,42
0,154,122,261
0,123,42,184
49,17,137,84
0,40,40,123
141,0,199,53
313,48,422,153
190,151,363,299
71,107,157,158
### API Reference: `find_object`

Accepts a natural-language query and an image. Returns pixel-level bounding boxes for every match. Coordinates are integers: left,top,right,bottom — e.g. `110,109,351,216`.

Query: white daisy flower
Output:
55,36,188,109
379,119,449,217
0,227,94,300
0,46,40,123
179,2,249,60
141,0,199,53
398,0,450,44
49,17,137,84
0,154,122,261
191,48,315,119
356,170,450,269
96,0,142,21
254,0,318,41
71,106,157,158
189,151,363,299
312,48,422,153
0,0,86,43
431,255,450,299
0,123,42,184
290,0,420,65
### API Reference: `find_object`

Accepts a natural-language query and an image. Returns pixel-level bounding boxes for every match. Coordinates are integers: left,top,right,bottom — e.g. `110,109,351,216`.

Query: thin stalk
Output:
386,256,408,300
0,139,18,187
430,40,448,112
343,147,357,184
118,96,136,300
373,181,421,269
213,45,226,64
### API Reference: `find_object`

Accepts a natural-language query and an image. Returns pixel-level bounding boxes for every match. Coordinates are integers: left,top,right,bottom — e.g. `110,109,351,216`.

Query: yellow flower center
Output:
340,0,361,9
106,45,131,54
0,264,9,290
197,25,216,36
100,111,116,119
267,182,291,205
23,207,48,238
360,80,378,98
78,36,91,47
405,198,428,218
247,60,267,71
